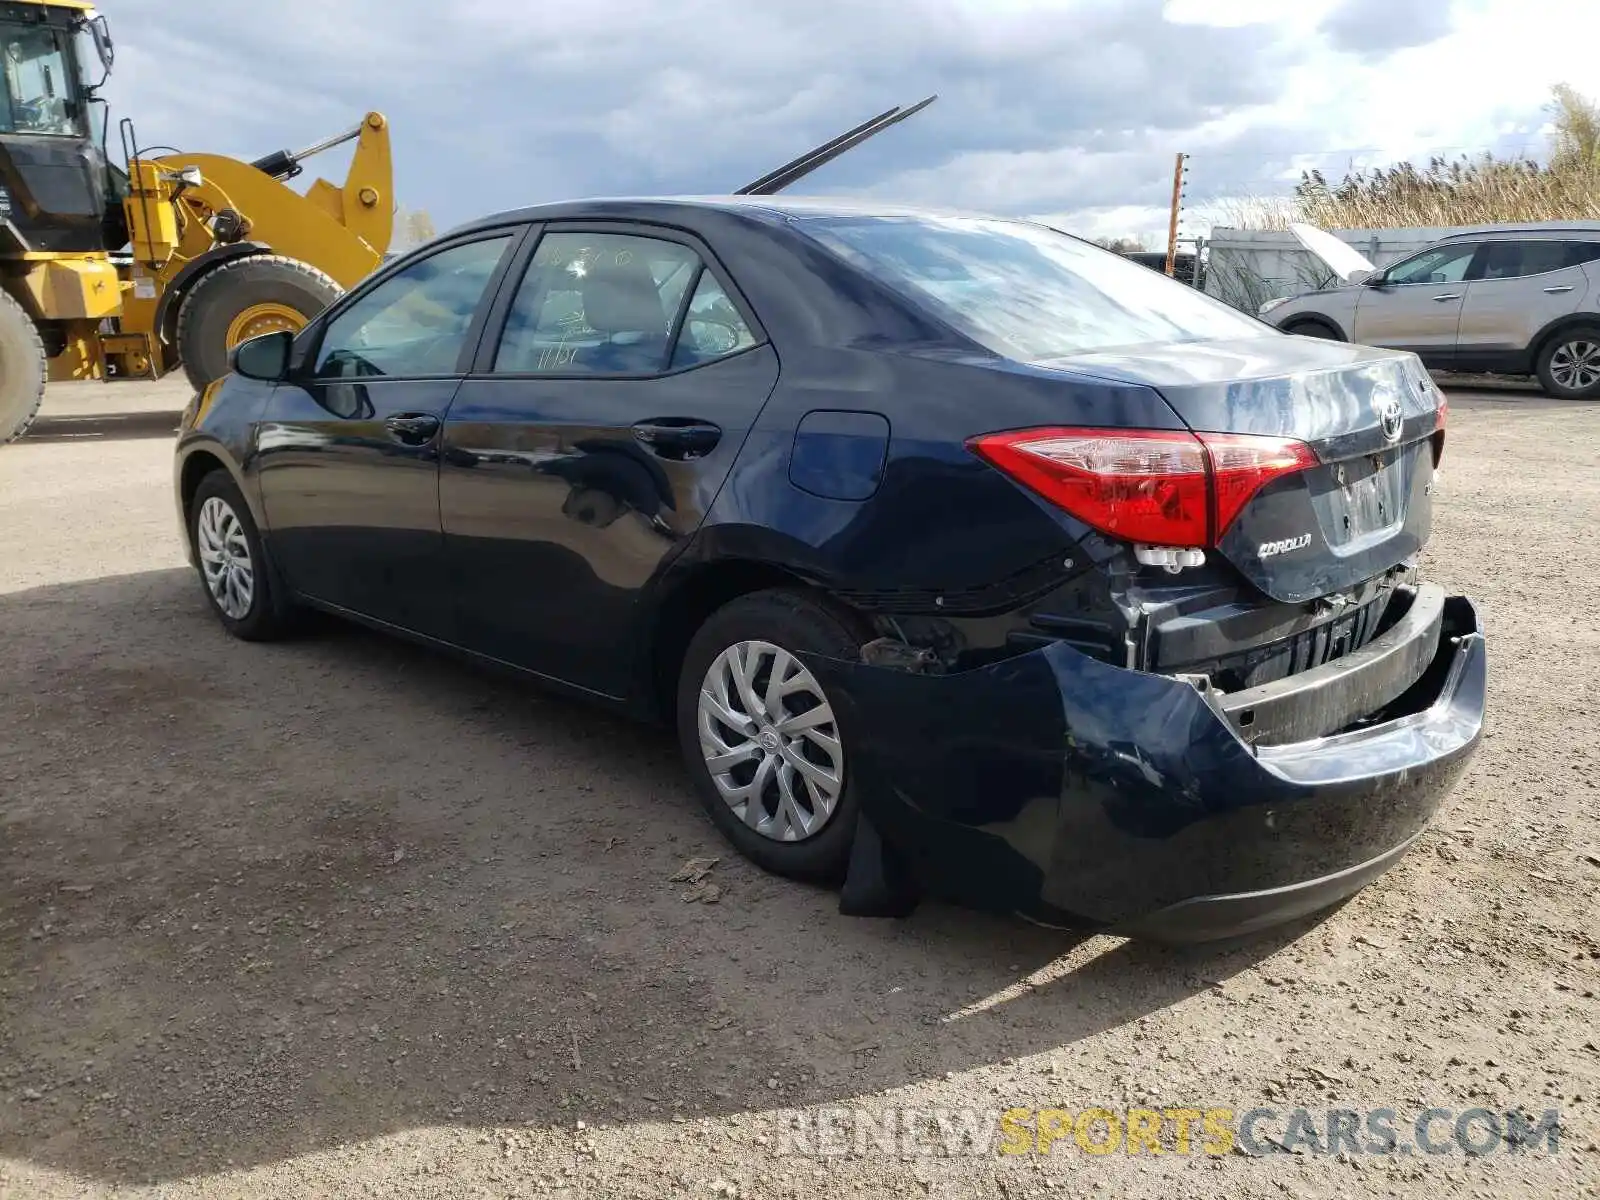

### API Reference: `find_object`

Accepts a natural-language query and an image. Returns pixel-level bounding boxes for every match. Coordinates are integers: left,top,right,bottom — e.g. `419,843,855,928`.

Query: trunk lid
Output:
1033,337,1444,604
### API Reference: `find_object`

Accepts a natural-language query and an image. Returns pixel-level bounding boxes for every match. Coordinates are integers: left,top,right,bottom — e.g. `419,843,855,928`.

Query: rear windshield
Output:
801,214,1269,360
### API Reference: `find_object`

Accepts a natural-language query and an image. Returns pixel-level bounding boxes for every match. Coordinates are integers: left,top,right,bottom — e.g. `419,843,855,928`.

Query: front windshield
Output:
0,23,83,137
803,213,1269,360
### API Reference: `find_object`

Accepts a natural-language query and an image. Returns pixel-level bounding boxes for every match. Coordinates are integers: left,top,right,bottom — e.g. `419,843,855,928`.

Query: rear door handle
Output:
632,419,722,460
1432,294,1462,302
384,413,441,445
1544,285,1576,294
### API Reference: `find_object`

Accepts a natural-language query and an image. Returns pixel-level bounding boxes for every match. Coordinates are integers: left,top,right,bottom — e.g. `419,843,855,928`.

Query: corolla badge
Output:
1374,387,1405,443
1258,534,1313,558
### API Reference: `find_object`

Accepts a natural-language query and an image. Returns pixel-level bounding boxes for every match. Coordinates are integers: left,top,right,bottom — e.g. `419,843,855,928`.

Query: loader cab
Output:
0,2,114,254
0,21,82,137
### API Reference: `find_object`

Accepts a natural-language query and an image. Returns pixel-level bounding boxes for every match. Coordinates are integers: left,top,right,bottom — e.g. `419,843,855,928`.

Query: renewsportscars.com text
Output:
771,1105,1563,1159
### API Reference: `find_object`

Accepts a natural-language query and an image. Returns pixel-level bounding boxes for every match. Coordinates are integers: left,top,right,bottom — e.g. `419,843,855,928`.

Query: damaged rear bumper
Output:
808,591,1486,943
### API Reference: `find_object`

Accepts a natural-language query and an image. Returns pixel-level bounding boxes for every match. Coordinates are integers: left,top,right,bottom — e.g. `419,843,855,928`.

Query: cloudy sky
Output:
102,0,1597,247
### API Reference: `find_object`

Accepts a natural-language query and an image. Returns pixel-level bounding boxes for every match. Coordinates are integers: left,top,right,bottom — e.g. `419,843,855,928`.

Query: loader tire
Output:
0,287,46,445
176,255,343,392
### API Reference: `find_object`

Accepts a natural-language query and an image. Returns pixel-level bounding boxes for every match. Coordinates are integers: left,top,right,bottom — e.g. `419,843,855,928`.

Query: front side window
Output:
494,232,708,375
801,214,1267,361
1385,243,1478,286
315,236,513,380
0,25,82,136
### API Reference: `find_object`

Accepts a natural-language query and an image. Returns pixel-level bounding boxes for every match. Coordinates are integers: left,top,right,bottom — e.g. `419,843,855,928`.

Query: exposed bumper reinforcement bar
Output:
1215,583,1444,746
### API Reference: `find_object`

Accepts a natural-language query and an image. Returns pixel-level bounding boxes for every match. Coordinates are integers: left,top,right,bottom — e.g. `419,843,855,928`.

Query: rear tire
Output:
176,255,343,392
1535,324,1600,400
0,287,46,444
676,589,867,883
187,469,294,641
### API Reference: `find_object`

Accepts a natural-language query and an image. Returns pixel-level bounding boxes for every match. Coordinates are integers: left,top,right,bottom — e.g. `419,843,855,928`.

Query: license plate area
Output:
1315,444,1413,548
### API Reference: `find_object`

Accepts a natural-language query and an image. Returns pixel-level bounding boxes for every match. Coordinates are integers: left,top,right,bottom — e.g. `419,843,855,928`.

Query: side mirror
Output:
1351,269,1376,285
83,14,114,90
90,15,114,70
230,330,293,382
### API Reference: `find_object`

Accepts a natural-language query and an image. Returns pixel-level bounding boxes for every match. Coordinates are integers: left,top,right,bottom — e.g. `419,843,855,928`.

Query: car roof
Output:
448,195,1031,237
1433,222,1600,242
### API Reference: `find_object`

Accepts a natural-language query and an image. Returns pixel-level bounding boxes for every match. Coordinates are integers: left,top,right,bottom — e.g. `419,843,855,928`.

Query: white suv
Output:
1261,223,1600,399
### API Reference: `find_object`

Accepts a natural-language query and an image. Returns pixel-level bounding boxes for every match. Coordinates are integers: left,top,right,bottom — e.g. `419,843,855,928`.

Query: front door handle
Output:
385,413,441,445
632,419,722,460
1432,293,1462,302
1544,285,1576,294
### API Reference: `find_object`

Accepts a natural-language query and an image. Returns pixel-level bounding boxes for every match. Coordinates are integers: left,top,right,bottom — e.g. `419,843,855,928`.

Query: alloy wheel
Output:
195,495,255,620
697,639,845,842
1549,338,1600,393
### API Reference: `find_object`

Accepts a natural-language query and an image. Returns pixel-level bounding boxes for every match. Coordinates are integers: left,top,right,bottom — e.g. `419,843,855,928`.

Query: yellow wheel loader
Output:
0,1,393,443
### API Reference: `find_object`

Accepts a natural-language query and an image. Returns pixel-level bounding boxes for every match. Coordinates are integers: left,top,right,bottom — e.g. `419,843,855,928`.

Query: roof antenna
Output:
735,95,938,196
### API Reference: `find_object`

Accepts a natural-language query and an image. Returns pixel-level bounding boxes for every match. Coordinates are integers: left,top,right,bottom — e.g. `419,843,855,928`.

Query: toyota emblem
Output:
1374,389,1405,444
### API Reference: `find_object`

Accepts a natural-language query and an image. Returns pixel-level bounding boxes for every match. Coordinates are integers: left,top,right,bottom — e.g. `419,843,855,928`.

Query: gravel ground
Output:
1,378,1597,1199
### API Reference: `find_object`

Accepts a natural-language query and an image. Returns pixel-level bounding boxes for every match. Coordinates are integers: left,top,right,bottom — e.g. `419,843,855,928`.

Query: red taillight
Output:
1200,431,1321,536
968,426,1318,547
968,429,1210,545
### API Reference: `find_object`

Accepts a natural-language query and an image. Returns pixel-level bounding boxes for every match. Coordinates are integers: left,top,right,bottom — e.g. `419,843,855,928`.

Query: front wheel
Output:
1282,318,1344,342
187,470,295,641
1536,325,1600,399
676,589,865,882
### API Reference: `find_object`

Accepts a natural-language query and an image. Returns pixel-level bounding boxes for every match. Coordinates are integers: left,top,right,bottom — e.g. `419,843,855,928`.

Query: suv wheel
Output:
1537,325,1600,399
676,589,865,882
1281,318,1344,341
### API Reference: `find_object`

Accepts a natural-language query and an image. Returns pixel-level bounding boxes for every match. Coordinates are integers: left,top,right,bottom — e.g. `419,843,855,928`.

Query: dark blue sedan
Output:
174,198,1486,942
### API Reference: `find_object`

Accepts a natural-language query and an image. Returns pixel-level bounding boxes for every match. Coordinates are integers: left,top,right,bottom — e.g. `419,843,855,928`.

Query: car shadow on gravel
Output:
0,568,1314,1186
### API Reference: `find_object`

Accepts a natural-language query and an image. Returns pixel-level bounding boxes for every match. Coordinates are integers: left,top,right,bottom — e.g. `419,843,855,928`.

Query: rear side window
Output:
671,273,758,369
1563,241,1600,267
1475,241,1573,279
494,232,754,376
800,214,1267,361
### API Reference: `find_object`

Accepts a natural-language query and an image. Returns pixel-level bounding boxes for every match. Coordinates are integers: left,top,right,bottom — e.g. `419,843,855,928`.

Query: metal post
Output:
1165,152,1187,278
